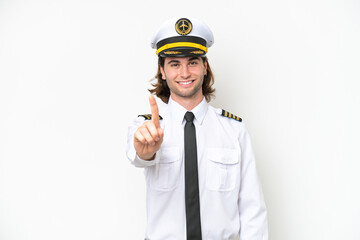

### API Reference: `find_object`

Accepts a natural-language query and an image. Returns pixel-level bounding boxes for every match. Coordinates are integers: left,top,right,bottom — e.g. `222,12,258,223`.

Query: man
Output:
126,17,268,240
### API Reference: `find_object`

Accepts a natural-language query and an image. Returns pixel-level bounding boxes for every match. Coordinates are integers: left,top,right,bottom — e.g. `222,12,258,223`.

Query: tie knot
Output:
184,111,195,123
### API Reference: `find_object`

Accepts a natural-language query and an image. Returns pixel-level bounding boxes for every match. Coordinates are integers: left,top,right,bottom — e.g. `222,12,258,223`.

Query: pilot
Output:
126,17,268,240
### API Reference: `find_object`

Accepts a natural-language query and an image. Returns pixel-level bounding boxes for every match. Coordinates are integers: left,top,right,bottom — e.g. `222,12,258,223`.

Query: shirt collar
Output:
167,96,208,126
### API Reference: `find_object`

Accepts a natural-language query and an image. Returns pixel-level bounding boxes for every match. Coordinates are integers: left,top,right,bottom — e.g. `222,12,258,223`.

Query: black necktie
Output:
184,111,202,239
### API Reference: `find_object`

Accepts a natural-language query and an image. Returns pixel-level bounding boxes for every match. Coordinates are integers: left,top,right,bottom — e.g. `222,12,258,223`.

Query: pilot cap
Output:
151,17,214,57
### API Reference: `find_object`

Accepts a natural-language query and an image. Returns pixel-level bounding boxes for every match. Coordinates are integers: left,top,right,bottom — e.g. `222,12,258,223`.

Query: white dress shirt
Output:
126,97,268,240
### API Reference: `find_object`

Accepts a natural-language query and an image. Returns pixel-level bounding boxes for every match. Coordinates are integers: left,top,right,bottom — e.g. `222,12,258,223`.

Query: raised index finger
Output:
149,95,160,128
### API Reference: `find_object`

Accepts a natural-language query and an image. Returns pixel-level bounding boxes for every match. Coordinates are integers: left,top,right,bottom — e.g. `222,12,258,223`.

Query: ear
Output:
160,66,166,80
203,60,208,75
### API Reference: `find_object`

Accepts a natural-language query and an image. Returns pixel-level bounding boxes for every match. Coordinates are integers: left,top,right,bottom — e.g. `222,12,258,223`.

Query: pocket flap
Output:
207,148,239,164
159,147,180,163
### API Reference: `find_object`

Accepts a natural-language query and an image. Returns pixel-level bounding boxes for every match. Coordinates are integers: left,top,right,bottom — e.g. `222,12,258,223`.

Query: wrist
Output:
137,153,156,161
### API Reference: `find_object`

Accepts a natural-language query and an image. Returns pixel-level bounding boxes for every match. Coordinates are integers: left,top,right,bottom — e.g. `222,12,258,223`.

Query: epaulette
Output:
221,109,242,122
138,114,163,120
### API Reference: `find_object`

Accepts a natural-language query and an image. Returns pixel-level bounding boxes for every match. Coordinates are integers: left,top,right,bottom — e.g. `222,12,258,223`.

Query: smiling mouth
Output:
177,80,194,86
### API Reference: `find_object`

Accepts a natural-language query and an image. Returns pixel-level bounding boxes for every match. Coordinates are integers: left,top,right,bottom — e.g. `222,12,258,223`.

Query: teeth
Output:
178,81,193,85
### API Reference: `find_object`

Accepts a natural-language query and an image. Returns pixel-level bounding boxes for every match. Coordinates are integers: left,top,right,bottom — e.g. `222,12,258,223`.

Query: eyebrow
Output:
189,57,201,61
167,59,180,64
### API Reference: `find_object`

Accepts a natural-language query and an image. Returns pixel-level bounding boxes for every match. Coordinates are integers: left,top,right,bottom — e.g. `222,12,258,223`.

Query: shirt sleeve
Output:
126,117,158,167
238,123,268,240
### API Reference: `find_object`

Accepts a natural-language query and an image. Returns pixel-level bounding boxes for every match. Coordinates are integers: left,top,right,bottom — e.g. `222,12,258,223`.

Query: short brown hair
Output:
149,56,215,103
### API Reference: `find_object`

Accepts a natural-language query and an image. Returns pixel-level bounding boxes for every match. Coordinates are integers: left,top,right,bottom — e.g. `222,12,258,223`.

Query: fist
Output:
134,95,164,160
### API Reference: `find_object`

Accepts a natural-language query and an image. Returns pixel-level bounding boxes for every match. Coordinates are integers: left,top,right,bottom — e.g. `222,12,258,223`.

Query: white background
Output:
1,0,360,239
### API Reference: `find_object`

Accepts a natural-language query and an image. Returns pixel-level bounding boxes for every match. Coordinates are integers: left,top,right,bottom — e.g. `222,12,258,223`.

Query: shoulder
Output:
207,106,246,140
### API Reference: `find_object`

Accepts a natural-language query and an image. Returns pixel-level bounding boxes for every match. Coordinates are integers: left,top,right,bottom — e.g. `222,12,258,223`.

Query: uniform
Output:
126,16,268,240
126,97,268,239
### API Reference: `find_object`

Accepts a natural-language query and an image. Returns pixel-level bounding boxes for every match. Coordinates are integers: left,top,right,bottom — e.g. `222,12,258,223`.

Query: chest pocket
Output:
149,147,181,191
206,148,240,191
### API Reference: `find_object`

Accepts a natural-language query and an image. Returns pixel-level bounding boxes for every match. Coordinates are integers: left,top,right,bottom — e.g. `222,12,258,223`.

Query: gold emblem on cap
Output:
164,51,182,54
190,50,204,54
175,18,192,36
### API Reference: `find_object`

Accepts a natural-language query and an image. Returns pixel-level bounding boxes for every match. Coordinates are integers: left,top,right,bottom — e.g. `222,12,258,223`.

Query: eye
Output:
170,63,179,68
189,61,198,66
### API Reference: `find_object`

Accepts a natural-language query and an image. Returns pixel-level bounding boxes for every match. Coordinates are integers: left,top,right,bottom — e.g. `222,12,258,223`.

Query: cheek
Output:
195,69,206,76
164,70,178,80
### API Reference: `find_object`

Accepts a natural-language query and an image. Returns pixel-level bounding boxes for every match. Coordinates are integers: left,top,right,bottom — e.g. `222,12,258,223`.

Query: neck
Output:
170,93,204,111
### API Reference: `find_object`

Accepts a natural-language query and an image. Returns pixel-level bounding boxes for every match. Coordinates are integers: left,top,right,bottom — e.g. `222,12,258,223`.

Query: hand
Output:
134,95,164,160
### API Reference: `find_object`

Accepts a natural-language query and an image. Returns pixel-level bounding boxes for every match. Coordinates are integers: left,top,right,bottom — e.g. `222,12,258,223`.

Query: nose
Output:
180,64,191,79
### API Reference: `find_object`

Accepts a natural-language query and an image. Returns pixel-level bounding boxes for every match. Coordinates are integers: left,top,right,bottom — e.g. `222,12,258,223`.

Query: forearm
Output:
238,125,268,239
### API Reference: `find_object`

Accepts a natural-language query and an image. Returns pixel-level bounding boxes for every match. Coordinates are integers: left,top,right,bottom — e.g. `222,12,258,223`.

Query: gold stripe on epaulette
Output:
221,109,242,122
138,114,163,120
